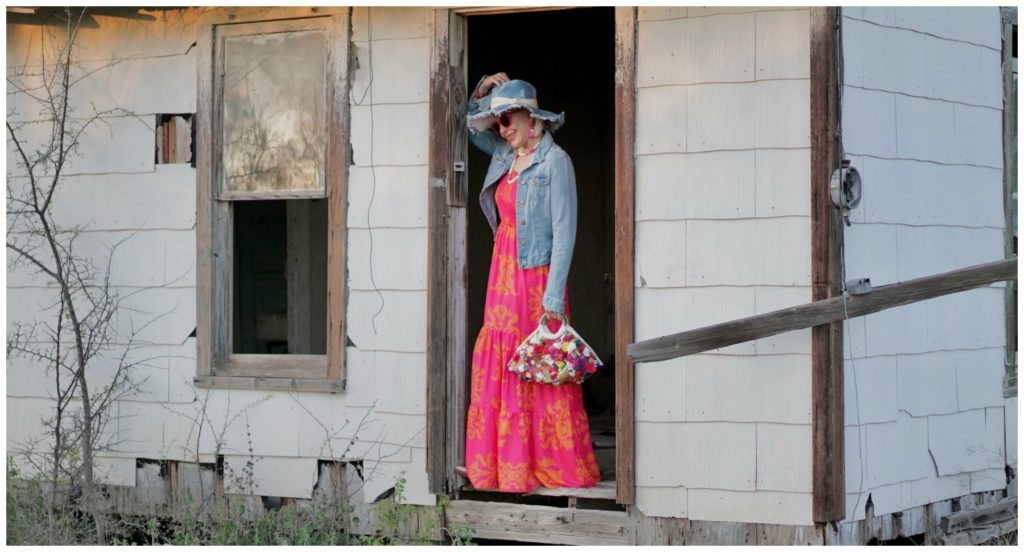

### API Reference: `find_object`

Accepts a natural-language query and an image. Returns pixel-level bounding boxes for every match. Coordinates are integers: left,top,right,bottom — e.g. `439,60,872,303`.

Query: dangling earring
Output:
528,120,536,139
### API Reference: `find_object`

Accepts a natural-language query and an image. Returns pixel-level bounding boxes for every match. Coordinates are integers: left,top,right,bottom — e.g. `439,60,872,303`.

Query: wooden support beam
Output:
613,5,637,507
810,5,844,523
627,256,1018,363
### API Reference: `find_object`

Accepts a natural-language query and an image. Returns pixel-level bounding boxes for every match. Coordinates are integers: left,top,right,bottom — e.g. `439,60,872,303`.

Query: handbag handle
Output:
537,312,569,341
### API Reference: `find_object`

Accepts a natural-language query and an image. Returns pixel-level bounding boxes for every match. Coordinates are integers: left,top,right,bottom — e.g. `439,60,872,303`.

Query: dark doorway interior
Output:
466,7,617,480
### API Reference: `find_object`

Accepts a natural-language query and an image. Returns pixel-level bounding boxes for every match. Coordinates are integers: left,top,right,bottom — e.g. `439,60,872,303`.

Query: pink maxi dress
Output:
464,171,601,492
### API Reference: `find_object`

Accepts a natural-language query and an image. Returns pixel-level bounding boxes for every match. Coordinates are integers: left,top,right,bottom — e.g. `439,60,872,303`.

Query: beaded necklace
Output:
506,141,540,185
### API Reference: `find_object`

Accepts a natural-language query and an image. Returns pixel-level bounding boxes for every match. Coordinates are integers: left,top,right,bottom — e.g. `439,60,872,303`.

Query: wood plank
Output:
425,7,451,495
195,23,215,379
326,9,351,384
219,190,327,201
810,5,844,523
627,256,1018,362
287,200,313,354
445,500,629,545
756,523,825,545
446,11,469,496
1002,7,1017,398
941,496,1017,535
628,507,690,545
526,480,616,499
614,5,637,507
463,480,617,500
193,375,342,393
944,517,1017,545
222,354,327,379
688,520,757,545
211,24,233,375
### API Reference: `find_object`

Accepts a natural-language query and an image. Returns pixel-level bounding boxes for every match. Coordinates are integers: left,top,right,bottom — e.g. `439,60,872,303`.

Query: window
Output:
195,9,350,392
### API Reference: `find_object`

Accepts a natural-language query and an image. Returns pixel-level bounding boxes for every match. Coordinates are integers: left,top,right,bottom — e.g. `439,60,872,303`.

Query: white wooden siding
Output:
635,7,813,525
223,456,318,499
347,166,429,228
342,6,432,505
840,6,1008,523
6,6,436,508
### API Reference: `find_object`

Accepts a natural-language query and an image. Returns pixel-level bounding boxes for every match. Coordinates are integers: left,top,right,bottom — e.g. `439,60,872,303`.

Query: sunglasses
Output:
491,109,524,133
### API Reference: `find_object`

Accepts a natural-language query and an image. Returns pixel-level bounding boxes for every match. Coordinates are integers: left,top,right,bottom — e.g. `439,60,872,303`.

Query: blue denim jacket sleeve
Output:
542,151,577,314
467,75,505,156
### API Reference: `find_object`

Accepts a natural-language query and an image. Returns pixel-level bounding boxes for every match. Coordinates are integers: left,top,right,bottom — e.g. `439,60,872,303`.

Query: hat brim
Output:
468,104,565,133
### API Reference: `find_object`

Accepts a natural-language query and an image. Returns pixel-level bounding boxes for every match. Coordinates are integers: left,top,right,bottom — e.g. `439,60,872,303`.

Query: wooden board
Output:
809,5,844,522
195,24,215,379
627,257,1017,361
445,499,630,545
445,11,470,497
1002,7,1017,398
325,9,350,384
613,5,638,507
425,8,452,494
628,508,690,545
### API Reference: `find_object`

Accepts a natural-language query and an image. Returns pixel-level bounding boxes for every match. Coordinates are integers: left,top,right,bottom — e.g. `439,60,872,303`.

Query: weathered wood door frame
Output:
426,6,637,505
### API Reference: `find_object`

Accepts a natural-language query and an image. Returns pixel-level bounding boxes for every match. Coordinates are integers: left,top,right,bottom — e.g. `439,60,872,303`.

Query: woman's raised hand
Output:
478,72,510,97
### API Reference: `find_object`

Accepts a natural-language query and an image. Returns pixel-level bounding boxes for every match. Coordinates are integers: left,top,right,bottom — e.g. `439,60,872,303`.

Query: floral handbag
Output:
507,313,603,385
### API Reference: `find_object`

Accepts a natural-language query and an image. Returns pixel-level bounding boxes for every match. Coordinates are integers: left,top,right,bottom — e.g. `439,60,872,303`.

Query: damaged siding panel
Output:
6,116,155,177
351,37,430,105
8,53,197,121
6,8,200,66
6,229,194,289
926,408,1005,476
48,166,197,231
223,455,318,499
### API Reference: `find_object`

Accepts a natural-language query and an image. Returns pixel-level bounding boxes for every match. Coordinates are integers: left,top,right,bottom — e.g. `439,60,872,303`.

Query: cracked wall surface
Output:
6,6,435,507
839,6,1010,522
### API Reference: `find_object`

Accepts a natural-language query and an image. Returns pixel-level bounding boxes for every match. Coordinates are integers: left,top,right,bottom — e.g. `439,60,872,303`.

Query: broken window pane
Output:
222,30,327,196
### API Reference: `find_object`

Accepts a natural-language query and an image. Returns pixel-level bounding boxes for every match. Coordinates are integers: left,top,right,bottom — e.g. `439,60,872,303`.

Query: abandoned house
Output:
6,5,1018,545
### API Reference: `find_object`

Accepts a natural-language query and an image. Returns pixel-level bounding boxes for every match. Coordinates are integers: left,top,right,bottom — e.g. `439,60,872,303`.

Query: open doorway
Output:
465,7,618,483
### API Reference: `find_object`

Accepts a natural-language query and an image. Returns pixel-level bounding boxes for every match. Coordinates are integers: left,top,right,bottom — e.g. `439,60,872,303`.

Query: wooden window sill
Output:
193,375,342,393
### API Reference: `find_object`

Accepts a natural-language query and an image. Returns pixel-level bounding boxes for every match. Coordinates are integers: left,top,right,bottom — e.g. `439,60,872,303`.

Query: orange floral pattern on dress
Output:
514,379,536,410
575,452,601,483
471,360,486,403
466,406,486,440
527,282,545,318
535,457,565,487
497,409,512,447
468,452,497,487
498,458,534,490
483,304,519,333
464,171,600,493
538,398,575,451
490,256,518,297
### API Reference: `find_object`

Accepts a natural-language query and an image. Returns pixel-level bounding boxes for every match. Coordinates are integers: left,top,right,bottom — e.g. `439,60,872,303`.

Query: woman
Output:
461,73,600,491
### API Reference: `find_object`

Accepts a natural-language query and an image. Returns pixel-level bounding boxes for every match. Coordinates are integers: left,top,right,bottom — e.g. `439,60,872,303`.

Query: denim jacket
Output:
468,93,578,314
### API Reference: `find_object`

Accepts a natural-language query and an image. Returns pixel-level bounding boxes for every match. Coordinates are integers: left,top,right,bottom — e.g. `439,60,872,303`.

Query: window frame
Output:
195,8,350,393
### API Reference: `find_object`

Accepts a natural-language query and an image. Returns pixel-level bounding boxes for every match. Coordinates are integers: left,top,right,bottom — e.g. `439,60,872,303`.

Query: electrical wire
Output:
349,8,385,334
